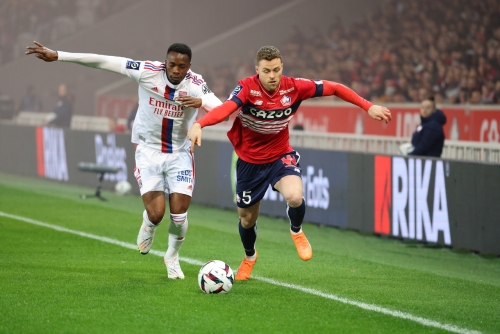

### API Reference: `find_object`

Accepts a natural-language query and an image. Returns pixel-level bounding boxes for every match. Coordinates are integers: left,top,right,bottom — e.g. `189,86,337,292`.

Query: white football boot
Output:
164,254,185,279
137,221,157,255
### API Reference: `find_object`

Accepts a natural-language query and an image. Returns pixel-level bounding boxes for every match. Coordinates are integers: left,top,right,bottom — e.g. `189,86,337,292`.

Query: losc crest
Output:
374,156,451,245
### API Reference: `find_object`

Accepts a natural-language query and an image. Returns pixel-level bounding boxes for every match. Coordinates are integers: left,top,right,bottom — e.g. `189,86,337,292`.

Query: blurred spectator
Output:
493,81,500,104
469,90,482,104
409,96,446,158
18,85,42,112
48,83,72,128
0,92,15,120
127,102,138,131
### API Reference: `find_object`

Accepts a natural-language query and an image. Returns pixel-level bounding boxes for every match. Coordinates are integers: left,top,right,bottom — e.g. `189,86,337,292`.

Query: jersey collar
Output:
256,74,281,99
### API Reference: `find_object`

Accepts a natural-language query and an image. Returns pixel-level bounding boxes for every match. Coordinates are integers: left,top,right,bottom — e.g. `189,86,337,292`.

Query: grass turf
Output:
0,173,499,333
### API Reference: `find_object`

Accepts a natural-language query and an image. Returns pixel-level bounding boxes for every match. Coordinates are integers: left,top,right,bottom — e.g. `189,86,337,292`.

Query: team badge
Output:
280,95,292,107
126,60,141,70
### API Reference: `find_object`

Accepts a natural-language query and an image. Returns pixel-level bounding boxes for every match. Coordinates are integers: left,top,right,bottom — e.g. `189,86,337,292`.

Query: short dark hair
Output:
167,43,192,60
424,95,436,106
256,46,282,64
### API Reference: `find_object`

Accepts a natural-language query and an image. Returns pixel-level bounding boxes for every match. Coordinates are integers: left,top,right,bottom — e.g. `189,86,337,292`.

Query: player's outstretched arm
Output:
26,41,126,75
187,100,239,152
321,80,392,123
25,41,58,61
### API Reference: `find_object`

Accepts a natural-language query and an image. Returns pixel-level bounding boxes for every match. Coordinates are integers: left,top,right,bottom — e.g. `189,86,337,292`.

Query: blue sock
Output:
287,199,306,233
238,221,257,257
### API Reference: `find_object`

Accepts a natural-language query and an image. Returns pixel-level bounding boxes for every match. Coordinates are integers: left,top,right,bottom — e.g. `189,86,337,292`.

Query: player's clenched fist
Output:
188,123,202,152
175,96,202,109
25,41,58,62
368,105,392,124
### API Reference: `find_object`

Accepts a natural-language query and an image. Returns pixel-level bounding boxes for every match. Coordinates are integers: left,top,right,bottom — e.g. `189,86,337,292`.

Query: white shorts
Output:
134,145,195,197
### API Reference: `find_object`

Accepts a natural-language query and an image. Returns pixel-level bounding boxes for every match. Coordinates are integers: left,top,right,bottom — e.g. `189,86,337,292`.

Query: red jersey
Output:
196,75,373,164
226,75,323,164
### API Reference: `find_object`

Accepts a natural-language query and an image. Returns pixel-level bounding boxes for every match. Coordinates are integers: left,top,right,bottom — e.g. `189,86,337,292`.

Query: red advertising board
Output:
96,95,500,142
291,101,500,142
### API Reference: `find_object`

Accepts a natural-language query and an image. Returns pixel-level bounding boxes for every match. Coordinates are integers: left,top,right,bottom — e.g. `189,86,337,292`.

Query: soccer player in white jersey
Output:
26,41,222,279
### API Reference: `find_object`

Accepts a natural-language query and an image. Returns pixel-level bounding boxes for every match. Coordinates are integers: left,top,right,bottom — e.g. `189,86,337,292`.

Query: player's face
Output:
165,52,191,85
256,58,283,91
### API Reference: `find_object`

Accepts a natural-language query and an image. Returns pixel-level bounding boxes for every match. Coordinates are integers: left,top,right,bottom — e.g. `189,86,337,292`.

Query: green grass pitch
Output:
0,173,499,333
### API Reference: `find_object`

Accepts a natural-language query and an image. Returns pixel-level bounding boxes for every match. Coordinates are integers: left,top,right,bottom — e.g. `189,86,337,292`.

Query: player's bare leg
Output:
163,193,191,279
137,191,166,254
235,202,260,280
274,175,312,261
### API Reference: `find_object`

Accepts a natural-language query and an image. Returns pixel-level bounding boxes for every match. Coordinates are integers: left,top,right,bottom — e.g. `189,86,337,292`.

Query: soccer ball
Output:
115,180,132,195
198,260,234,294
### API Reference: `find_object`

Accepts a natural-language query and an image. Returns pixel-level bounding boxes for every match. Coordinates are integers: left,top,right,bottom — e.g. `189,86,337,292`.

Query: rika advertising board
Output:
371,155,500,254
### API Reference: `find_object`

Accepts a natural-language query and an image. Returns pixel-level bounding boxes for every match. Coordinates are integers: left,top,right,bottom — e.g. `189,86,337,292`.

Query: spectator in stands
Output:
18,85,42,112
469,90,482,104
127,102,138,132
48,83,72,128
493,81,500,104
199,0,500,106
408,96,446,158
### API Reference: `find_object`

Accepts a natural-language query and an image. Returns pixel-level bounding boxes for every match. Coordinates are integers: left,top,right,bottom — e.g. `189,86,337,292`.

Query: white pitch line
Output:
0,211,481,334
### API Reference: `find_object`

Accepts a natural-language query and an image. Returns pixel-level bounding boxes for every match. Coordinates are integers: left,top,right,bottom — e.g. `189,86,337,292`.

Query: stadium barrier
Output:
95,96,500,142
11,111,126,132
7,113,500,163
203,127,500,164
0,123,498,255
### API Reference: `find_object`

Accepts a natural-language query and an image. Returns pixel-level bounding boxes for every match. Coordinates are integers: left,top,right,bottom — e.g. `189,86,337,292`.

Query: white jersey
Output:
57,51,222,153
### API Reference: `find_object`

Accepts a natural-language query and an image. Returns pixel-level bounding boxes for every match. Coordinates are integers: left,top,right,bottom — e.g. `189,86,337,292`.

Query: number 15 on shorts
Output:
237,190,252,205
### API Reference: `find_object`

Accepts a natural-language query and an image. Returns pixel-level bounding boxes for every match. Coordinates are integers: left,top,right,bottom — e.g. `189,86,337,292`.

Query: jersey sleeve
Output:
293,78,324,100
188,76,223,112
322,80,373,111
226,81,248,107
57,51,145,82
196,100,239,128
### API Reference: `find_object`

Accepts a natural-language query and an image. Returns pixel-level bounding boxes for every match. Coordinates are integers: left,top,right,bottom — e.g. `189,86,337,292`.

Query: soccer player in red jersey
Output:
188,46,392,280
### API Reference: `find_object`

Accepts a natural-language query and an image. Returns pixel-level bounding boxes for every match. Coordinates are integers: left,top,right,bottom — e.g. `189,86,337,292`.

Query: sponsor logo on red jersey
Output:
279,87,295,95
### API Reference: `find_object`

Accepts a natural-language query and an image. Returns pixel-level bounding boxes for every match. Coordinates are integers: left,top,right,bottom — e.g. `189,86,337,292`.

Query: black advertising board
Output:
1,124,498,255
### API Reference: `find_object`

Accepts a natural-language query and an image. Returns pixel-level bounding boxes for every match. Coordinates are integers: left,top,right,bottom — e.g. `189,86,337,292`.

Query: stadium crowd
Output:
3,0,500,106
201,0,500,105
0,0,134,64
